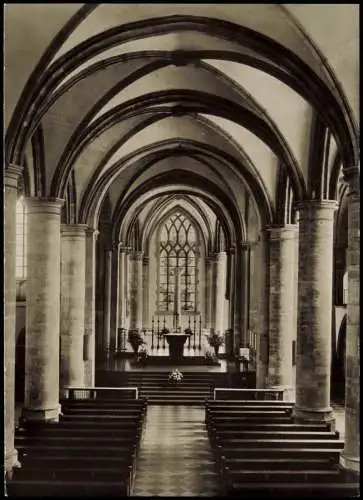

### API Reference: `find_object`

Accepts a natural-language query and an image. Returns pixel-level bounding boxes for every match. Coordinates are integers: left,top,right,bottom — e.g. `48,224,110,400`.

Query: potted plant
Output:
204,348,219,365
168,368,183,384
184,327,193,336
128,330,145,353
206,331,224,356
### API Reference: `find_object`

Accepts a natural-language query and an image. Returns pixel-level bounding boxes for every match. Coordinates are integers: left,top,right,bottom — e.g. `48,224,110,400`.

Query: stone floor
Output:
132,405,221,497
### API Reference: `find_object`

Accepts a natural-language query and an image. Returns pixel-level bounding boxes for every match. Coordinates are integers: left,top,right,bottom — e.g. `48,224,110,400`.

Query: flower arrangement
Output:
128,330,145,353
168,368,183,384
184,327,193,336
136,344,149,363
206,331,224,355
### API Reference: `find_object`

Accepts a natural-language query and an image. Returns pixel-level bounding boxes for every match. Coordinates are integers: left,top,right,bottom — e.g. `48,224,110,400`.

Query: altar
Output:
164,333,191,360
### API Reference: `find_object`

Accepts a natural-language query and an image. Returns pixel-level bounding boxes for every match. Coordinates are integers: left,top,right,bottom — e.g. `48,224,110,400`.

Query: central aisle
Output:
132,405,220,497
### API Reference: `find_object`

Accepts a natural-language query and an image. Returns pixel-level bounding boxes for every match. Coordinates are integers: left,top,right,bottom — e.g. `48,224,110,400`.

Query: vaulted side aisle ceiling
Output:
4,4,359,240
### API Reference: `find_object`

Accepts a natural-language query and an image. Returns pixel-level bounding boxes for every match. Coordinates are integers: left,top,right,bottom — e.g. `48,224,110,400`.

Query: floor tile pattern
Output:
132,406,221,497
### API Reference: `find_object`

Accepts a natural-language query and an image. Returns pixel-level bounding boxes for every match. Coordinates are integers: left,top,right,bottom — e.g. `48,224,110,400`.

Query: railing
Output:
213,388,290,401
64,386,139,400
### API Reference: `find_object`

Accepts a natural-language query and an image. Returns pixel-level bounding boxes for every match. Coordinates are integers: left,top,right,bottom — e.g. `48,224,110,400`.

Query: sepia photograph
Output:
3,3,359,497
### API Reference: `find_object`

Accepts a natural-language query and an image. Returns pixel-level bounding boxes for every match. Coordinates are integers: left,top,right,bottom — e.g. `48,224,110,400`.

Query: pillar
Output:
226,247,235,358
142,256,149,329
59,224,87,396
4,165,22,478
125,248,131,329
103,248,112,356
109,245,119,353
240,243,251,348
23,197,64,422
340,171,360,473
84,228,99,386
204,256,213,329
294,200,337,425
212,252,227,335
267,225,298,400
131,252,144,331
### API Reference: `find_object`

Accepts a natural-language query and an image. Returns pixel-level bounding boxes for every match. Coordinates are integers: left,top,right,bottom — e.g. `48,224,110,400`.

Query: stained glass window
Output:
158,212,198,312
16,196,27,279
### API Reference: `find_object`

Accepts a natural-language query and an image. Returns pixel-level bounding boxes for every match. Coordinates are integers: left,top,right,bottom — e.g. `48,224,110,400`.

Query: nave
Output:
133,405,219,496
4,4,359,496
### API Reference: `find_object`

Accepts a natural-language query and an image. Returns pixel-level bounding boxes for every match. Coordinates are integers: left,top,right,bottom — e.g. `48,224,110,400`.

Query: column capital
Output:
119,245,129,253
61,224,88,237
143,256,150,265
266,224,299,241
4,165,23,189
132,251,144,261
27,197,64,215
205,254,215,264
240,241,252,251
295,200,338,221
86,227,100,238
343,166,360,192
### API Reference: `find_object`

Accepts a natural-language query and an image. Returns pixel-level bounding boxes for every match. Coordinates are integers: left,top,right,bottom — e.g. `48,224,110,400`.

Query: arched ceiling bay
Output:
5,4,358,237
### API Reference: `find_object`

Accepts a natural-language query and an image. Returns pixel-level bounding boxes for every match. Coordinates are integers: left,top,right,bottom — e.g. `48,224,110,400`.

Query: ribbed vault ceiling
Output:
4,4,359,242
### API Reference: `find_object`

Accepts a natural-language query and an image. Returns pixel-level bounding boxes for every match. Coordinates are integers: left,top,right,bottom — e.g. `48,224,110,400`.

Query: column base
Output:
268,385,295,402
22,404,61,423
4,448,21,480
293,406,336,431
340,453,360,473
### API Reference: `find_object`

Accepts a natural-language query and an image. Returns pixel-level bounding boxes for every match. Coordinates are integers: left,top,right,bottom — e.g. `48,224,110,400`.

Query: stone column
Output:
103,248,112,356
212,252,227,335
226,247,235,358
4,165,22,478
134,251,144,331
116,246,127,350
204,256,213,329
60,224,87,396
267,225,298,401
125,248,131,329
109,245,119,353
340,171,360,473
23,197,64,422
84,228,99,386
294,201,337,425
142,256,149,329
240,243,251,348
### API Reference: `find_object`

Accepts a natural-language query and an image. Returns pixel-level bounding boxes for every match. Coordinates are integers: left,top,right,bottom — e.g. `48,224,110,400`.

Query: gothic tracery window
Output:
158,212,198,313
16,196,27,279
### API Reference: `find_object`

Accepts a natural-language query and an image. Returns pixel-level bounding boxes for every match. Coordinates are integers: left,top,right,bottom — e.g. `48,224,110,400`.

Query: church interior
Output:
4,4,359,497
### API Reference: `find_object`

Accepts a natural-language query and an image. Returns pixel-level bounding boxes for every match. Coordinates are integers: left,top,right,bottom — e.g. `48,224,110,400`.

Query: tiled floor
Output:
132,406,221,497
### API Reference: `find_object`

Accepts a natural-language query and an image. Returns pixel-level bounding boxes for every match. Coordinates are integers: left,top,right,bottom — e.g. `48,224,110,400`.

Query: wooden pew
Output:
221,456,338,471
207,422,330,432
214,445,343,460
16,444,137,459
222,480,360,498
212,438,345,449
7,479,131,497
209,430,340,441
